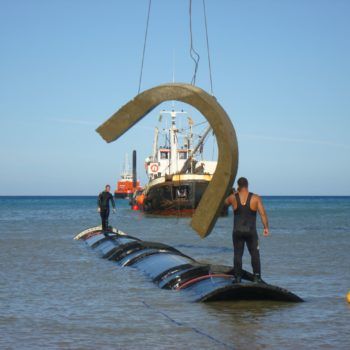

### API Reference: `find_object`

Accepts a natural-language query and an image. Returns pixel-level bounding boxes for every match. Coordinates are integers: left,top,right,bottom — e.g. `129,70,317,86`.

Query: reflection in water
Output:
206,301,295,345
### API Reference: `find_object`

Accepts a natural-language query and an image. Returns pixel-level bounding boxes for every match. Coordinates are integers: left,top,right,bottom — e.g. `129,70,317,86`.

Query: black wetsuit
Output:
97,191,116,231
233,192,261,278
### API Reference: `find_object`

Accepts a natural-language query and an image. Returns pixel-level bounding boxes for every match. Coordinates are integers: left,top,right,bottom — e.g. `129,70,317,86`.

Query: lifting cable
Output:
189,0,214,94
189,0,200,85
139,0,214,95
138,0,152,94
202,0,213,95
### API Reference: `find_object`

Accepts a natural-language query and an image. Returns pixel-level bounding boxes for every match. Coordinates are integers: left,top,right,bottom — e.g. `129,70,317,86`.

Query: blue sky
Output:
0,0,349,195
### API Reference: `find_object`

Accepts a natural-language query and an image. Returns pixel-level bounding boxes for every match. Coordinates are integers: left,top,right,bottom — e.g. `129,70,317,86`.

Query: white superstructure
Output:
144,109,217,181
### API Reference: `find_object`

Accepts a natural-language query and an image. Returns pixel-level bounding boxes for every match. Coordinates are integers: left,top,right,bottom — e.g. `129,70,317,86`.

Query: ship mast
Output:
169,111,178,174
159,109,187,174
122,153,131,179
152,127,159,161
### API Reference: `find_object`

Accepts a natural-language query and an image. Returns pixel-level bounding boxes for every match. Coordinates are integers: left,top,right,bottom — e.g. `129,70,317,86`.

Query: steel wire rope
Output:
202,0,214,95
188,0,215,225
201,0,216,193
189,0,200,85
138,0,152,94
181,120,208,132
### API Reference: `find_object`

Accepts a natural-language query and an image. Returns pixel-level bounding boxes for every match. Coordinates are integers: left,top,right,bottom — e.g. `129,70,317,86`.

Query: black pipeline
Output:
74,226,303,303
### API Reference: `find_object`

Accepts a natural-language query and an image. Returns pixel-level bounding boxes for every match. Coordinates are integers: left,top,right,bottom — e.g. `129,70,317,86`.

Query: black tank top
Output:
233,192,257,234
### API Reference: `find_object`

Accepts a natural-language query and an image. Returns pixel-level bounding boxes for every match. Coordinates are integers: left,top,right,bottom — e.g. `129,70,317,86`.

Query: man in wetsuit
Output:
97,185,116,232
225,177,269,283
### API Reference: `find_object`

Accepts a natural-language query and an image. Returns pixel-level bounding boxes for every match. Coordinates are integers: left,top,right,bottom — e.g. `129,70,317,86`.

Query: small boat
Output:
74,226,304,303
114,151,142,199
142,109,219,215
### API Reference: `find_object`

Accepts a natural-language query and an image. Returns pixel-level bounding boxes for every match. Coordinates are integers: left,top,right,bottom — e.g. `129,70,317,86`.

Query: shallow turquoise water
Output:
0,196,349,349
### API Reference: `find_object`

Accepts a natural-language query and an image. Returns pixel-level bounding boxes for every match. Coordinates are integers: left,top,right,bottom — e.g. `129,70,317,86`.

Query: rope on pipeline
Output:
176,274,233,290
141,300,234,350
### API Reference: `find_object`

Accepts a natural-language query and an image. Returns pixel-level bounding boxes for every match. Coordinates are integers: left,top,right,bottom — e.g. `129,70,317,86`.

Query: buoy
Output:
347,291,350,303
136,194,145,205
132,205,139,211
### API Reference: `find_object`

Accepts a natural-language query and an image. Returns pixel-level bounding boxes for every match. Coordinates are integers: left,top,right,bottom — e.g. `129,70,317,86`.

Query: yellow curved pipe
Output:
96,83,239,238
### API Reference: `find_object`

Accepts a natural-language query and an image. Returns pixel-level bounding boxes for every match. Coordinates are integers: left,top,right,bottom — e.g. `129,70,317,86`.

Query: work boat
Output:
114,152,142,199
142,109,217,215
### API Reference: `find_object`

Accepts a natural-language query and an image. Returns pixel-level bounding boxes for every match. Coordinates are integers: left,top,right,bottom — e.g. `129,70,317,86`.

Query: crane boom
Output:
179,125,212,174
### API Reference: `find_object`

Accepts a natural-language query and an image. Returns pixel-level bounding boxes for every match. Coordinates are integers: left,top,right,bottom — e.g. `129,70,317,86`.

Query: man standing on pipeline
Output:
97,185,116,232
225,177,269,283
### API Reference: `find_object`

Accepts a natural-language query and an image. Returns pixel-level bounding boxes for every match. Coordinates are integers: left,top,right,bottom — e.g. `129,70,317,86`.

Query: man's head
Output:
237,177,248,190
105,185,111,192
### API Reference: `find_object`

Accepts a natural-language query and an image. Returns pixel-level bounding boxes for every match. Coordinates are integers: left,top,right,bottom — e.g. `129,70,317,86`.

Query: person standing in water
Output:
225,177,269,283
97,185,116,232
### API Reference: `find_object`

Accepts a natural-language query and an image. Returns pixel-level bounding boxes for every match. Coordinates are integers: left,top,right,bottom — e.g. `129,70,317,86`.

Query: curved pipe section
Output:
96,83,239,238
75,227,303,303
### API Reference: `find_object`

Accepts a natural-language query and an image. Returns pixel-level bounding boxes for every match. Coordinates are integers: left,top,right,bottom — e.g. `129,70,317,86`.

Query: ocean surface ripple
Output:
0,196,349,349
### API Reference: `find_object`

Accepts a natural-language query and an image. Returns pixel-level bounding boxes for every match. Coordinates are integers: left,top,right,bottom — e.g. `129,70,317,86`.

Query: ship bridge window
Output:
174,185,190,199
160,151,169,159
178,151,187,160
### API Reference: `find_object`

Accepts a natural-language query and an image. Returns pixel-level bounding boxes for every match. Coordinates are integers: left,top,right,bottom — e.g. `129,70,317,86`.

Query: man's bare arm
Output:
257,196,269,236
224,194,234,206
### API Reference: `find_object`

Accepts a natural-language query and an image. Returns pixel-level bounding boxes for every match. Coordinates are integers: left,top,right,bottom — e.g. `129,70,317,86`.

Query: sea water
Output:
0,196,349,349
